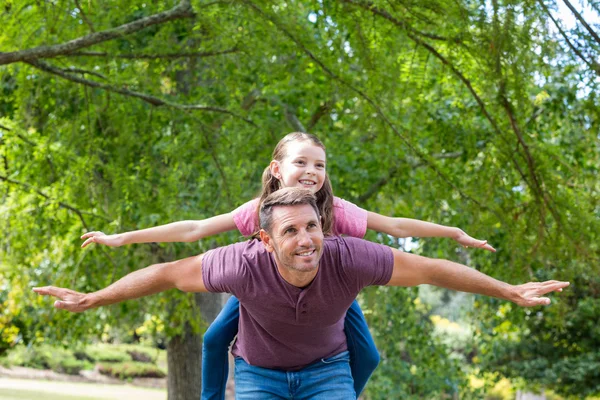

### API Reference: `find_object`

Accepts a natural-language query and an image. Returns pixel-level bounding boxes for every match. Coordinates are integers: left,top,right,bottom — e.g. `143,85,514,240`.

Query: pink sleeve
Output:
232,198,260,236
333,197,368,238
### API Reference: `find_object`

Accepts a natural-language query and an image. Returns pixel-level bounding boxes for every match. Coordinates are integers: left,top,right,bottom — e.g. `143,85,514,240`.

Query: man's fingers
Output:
540,281,570,292
534,297,551,306
33,286,66,298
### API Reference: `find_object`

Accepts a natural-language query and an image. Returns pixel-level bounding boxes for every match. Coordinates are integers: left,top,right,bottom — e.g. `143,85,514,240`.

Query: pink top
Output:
232,197,368,237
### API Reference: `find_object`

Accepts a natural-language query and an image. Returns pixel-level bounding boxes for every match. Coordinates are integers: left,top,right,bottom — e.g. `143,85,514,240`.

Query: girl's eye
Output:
294,160,305,166
316,164,325,169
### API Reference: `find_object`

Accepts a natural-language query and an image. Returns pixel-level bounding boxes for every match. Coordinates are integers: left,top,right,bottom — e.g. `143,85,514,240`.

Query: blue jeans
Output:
201,297,379,399
234,351,355,399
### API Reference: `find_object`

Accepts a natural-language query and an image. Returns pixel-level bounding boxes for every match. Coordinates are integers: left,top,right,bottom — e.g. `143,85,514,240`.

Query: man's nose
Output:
297,229,312,246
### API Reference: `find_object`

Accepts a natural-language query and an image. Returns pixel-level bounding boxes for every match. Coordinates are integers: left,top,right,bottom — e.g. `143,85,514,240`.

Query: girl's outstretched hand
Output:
81,231,123,248
455,229,496,252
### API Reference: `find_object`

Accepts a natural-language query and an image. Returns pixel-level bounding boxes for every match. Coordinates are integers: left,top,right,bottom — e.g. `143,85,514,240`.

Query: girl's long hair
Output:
257,132,335,235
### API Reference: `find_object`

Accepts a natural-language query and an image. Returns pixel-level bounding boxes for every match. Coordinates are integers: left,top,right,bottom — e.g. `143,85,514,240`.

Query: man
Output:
34,188,568,399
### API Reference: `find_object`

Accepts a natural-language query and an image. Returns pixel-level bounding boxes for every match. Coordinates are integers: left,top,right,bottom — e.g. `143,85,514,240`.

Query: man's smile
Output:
296,249,316,257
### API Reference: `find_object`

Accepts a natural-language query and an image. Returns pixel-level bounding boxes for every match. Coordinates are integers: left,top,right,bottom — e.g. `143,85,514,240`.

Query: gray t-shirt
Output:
202,236,394,370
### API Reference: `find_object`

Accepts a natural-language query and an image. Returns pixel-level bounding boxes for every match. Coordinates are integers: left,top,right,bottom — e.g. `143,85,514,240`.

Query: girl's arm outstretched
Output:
366,211,496,252
81,213,237,248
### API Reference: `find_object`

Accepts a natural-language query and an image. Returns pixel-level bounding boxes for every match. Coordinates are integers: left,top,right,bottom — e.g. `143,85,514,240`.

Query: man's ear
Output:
259,229,274,252
269,160,281,180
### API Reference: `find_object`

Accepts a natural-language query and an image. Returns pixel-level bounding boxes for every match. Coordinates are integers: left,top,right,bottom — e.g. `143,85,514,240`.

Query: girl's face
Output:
270,141,327,194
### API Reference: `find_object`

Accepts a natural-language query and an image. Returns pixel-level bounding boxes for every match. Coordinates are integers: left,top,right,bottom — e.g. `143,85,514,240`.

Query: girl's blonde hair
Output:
258,132,335,235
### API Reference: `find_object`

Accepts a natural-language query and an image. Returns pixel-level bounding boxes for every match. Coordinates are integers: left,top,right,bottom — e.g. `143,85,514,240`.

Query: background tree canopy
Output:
1,0,599,398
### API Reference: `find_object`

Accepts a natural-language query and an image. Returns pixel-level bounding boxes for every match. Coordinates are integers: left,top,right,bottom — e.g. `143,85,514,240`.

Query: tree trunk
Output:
167,292,224,400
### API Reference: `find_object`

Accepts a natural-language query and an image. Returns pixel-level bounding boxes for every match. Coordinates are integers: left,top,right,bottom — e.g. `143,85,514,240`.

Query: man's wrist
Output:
502,284,520,304
82,292,100,310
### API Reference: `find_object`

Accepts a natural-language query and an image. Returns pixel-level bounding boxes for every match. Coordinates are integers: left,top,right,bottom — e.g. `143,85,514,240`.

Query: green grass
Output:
0,388,108,400
0,379,166,400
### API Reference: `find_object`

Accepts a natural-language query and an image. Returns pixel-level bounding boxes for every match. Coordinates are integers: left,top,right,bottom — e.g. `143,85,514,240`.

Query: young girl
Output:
81,132,494,399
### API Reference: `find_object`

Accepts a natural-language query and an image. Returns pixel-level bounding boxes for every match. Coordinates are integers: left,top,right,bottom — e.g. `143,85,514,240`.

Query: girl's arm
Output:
81,213,238,248
366,211,496,252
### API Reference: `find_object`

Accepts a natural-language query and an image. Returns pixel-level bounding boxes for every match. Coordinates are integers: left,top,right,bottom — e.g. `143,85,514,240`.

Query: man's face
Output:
261,204,324,284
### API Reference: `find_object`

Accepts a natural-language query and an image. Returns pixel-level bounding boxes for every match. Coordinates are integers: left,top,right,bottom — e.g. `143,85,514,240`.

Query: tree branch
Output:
74,0,96,33
63,47,240,60
358,150,466,203
539,0,600,75
561,0,600,46
27,60,256,126
63,66,108,80
0,175,112,227
0,0,194,66
306,100,334,131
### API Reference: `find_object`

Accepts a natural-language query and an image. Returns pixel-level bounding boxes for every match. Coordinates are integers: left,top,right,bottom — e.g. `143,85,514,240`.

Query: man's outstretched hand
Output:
33,286,92,313
511,280,570,307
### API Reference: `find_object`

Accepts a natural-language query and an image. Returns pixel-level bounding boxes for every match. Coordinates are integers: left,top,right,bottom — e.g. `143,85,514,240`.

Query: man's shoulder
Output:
323,236,392,259
205,239,266,261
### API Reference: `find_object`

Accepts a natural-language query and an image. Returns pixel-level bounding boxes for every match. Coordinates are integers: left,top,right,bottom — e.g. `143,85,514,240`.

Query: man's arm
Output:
387,249,568,306
33,254,208,313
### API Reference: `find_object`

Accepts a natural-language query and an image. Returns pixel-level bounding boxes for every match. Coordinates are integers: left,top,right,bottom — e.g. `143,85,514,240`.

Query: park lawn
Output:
0,378,166,400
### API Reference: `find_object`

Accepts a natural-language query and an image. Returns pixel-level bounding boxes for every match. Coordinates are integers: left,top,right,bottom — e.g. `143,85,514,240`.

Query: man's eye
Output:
285,228,297,234
308,223,317,229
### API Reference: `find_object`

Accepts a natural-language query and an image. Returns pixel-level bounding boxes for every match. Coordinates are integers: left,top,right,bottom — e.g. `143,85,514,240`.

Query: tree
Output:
1,0,599,397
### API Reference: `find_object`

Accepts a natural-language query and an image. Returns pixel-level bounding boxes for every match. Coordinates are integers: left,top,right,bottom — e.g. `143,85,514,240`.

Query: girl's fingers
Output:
482,243,497,252
81,237,97,248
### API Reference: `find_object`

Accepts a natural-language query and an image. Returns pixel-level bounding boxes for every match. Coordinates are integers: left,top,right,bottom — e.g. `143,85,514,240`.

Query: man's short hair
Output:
259,187,321,233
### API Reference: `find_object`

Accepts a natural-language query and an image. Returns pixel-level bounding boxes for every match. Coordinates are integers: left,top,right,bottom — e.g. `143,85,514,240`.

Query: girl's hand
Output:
454,229,496,252
80,231,123,248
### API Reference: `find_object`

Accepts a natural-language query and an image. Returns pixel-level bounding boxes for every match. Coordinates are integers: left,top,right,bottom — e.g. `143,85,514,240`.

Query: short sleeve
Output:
201,241,250,296
232,198,260,236
333,197,368,238
336,237,394,287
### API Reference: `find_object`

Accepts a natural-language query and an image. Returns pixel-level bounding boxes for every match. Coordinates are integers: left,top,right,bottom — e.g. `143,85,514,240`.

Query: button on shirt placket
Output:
296,291,309,323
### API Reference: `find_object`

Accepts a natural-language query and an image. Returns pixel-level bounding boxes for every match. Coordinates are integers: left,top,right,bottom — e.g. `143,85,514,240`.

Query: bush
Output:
84,344,132,363
5,345,87,375
98,361,166,379
49,356,87,375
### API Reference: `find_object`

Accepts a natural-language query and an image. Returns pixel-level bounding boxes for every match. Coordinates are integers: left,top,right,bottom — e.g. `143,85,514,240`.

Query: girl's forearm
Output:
120,221,200,245
120,213,237,245
391,218,459,239
367,212,458,238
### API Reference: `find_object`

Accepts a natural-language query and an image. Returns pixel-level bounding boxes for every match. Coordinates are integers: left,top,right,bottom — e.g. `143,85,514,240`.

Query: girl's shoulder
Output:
332,196,368,238
232,198,259,237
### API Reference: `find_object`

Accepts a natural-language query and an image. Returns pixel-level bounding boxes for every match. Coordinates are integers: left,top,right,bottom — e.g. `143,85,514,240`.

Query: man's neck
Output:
275,263,319,288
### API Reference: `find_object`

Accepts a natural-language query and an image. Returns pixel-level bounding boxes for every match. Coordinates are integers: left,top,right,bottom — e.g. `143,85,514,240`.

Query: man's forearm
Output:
84,263,175,309
424,258,514,301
